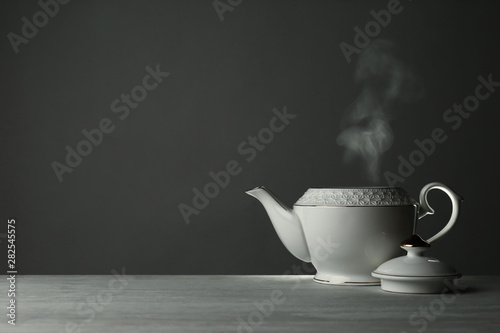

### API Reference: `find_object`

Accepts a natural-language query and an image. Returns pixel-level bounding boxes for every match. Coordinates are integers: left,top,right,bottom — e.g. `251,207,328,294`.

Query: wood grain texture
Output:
0,275,499,332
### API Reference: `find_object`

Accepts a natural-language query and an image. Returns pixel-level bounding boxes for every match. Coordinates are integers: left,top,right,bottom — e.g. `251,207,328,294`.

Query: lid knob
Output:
400,234,430,248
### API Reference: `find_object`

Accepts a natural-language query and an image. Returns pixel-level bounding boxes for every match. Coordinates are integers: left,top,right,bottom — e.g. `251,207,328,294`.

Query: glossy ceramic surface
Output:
295,205,414,285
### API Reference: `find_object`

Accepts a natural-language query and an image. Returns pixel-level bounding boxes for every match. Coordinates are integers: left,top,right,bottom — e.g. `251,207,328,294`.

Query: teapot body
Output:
295,204,415,285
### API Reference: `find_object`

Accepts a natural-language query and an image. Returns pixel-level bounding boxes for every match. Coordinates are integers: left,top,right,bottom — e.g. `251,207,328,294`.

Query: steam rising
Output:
337,40,421,183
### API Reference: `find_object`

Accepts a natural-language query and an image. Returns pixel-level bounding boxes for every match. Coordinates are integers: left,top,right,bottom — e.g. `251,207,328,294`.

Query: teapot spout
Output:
246,186,311,262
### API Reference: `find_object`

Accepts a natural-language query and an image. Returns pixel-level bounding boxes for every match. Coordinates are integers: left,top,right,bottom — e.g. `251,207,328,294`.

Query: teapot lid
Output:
294,187,416,206
372,234,461,293
372,235,460,278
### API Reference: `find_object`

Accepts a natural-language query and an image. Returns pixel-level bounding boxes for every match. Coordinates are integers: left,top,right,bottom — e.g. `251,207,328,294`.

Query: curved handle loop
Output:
417,182,463,244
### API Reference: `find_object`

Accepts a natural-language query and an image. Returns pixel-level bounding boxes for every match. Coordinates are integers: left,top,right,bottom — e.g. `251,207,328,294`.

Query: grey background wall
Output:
1,0,499,274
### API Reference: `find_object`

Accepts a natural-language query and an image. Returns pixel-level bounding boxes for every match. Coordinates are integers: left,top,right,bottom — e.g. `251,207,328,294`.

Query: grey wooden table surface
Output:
0,275,499,333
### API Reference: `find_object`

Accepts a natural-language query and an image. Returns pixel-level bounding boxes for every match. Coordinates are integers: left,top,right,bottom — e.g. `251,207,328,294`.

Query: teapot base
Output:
313,275,381,286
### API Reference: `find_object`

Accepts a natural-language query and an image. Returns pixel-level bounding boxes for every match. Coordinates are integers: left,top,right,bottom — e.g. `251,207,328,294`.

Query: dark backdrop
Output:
1,0,499,274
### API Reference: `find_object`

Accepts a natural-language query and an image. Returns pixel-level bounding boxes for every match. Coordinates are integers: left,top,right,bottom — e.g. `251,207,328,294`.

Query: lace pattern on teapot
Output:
295,188,416,206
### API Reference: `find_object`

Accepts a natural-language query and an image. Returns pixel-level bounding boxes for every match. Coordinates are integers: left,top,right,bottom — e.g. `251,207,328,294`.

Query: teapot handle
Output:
417,182,463,244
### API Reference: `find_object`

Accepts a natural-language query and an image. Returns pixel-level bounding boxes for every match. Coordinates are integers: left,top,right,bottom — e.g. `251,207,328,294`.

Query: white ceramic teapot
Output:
246,182,462,285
